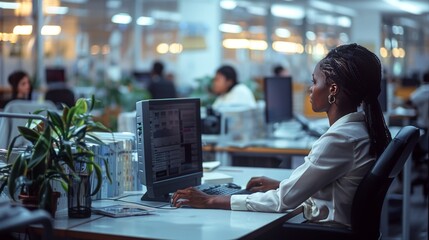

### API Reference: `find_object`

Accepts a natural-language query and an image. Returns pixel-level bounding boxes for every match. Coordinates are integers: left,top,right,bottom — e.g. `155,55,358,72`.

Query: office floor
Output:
387,179,428,240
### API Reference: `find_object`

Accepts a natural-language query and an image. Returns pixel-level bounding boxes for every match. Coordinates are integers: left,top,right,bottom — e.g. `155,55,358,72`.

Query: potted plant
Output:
1,96,112,218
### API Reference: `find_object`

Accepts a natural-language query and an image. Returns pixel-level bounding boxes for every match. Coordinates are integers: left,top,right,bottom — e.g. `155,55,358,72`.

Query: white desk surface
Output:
65,166,293,240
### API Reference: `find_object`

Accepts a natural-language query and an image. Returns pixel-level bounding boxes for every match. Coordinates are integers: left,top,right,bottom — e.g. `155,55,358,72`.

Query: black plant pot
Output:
68,174,91,218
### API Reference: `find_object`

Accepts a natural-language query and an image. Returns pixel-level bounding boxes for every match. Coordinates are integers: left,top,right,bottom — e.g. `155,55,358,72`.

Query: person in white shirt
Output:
211,65,256,109
409,71,429,131
172,44,392,227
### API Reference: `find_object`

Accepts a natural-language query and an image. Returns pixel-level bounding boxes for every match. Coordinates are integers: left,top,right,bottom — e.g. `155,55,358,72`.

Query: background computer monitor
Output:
133,71,152,88
136,98,203,202
45,67,66,84
264,76,293,124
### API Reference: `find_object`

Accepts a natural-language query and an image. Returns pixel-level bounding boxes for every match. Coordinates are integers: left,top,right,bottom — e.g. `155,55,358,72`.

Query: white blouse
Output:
212,84,256,110
230,111,374,227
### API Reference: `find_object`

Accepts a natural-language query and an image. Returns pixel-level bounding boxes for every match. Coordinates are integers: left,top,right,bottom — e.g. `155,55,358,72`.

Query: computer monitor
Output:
135,98,203,202
133,71,152,88
45,67,66,84
264,76,293,124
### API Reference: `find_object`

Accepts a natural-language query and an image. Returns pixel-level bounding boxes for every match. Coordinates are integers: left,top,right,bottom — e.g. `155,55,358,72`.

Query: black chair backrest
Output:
45,88,75,108
351,126,420,239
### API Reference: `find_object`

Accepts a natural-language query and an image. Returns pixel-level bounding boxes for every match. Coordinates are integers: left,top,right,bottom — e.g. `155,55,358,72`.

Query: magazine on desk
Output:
92,204,155,218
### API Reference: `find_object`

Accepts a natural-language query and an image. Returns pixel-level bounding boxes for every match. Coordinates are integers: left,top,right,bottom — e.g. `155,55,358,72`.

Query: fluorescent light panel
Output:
112,13,132,24
137,16,155,26
46,6,68,15
220,0,237,10
0,1,19,9
383,0,423,15
271,4,305,20
219,23,242,33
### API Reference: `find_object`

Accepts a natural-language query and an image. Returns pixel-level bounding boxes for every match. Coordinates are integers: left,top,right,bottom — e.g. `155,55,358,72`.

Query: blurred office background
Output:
1,0,428,126
0,1,427,239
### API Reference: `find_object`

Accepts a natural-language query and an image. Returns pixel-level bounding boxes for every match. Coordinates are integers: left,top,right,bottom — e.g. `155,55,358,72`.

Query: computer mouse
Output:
225,183,241,189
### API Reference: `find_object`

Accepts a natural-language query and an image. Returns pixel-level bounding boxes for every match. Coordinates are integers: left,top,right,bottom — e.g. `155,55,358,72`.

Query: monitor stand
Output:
141,192,170,203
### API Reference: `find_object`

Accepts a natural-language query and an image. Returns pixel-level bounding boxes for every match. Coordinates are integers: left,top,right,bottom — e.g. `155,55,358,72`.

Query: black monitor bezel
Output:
263,76,294,124
136,98,203,202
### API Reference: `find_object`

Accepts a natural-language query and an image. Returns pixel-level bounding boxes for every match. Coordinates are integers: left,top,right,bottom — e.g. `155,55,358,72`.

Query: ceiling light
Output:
223,39,249,49
13,25,32,35
275,28,291,38
271,4,304,20
383,0,423,15
0,1,20,9
309,0,356,17
41,25,61,35
337,16,351,28
111,13,132,24
220,0,237,10
46,6,68,15
137,17,155,26
219,23,242,33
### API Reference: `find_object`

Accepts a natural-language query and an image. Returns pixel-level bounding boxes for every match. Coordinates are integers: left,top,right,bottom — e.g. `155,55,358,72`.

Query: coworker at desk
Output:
0,70,32,108
147,61,177,99
172,43,392,227
211,65,256,109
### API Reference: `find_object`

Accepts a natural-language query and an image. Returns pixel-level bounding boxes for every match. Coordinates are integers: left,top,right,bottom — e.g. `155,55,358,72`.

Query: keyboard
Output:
198,183,252,196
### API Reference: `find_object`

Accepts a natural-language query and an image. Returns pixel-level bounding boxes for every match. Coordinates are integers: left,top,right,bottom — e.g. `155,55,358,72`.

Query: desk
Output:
33,167,293,240
203,135,315,168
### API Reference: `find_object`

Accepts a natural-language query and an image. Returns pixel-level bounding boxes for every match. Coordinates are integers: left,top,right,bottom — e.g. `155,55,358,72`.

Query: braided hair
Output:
319,43,391,158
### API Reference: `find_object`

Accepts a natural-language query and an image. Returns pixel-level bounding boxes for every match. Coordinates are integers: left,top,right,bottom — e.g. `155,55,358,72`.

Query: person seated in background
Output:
147,61,177,99
211,65,256,109
406,71,429,195
408,71,429,132
172,43,392,228
273,65,290,77
1,70,32,108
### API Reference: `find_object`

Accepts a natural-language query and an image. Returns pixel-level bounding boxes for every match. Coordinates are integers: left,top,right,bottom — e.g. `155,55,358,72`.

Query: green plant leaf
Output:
17,126,40,144
7,154,27,201
102,157,112,183
28,127,51,169
48,110,65,137
91,162,102,196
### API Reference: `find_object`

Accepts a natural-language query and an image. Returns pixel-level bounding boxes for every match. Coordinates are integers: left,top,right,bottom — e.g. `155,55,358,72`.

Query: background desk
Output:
203,136,315,168
37,167,293,240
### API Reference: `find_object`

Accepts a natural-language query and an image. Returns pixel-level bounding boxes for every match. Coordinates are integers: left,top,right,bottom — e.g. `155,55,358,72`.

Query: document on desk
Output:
92,204,155,218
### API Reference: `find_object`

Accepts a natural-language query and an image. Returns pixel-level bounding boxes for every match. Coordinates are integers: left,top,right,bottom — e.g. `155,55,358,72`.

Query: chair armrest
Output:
281,222,354,240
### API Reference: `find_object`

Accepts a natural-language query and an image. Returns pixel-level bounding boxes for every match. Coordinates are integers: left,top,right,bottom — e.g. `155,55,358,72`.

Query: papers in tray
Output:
92,204,154,218
203,161,221,172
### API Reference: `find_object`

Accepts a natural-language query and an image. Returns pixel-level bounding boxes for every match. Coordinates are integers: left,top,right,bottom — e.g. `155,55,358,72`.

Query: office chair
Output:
45,88,75,109
0,200,53,240
280,125,420,240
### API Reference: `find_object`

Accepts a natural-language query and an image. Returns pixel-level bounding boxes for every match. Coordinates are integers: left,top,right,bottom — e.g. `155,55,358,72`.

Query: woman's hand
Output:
171,187,231,209
246,176,280,192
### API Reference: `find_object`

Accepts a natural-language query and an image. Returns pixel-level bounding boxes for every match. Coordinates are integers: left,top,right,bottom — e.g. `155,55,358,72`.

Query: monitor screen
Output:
133,71,152,88
46,67,66,84
136,98,203,202
264,76,293,124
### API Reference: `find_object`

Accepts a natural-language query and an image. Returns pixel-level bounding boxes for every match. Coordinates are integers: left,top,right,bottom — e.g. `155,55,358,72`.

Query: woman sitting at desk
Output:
172,43,392,227
211,65,256,110
1,70,32,108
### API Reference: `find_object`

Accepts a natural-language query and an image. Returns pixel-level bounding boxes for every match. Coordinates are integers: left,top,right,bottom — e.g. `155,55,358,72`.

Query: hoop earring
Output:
328,94,336,104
